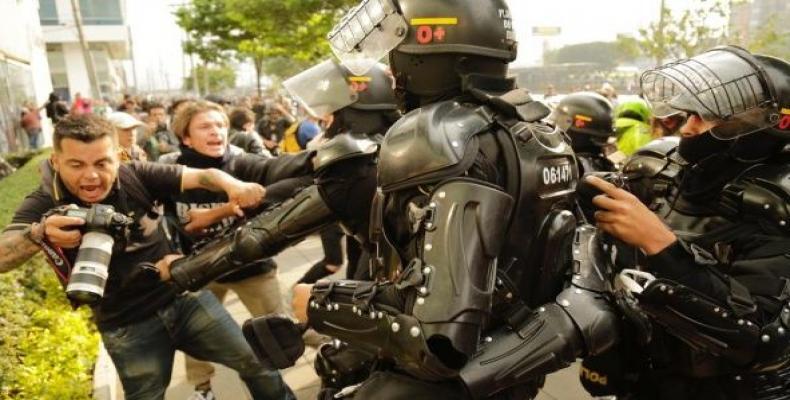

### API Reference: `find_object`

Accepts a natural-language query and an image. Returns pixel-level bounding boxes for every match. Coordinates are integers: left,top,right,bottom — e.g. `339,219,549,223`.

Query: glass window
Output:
39,0,59,26
0,61,11,153
79,0,122,25
0,60,35,153
46,45,70,98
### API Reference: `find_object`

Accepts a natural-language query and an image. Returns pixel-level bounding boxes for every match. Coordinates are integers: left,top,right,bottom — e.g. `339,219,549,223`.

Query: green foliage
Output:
183,64,237,93
2,150,43,169
618,0,730,65
0,151,50,226
175,0,356,84
0,151,98,399
174,0,241,65
543,41,630,68
225,0,355,63
742,16,790,61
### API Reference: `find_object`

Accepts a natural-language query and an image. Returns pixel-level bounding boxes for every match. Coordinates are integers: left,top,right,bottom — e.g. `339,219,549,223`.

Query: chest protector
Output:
375,91,579,310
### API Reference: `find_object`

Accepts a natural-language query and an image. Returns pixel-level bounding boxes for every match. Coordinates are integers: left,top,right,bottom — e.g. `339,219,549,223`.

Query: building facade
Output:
39,0,130,101
0,0,53,153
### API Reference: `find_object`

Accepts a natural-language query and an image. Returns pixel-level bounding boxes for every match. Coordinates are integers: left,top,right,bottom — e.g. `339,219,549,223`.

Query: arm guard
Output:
307,280,461,380
459,225,619,399
170,185,335,291
637,277,790,371
308,180,514,379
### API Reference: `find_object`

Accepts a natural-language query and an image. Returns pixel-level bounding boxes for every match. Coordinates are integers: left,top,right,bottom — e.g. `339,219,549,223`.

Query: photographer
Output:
582,47,790,399
0,114,294,400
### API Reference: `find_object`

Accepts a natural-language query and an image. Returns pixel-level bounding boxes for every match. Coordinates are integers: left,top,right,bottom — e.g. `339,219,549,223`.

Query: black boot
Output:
298,260,335,284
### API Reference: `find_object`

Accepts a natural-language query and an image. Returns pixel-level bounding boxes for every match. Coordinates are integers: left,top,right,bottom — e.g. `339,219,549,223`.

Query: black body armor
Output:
582,138,790,399
305,86,619,398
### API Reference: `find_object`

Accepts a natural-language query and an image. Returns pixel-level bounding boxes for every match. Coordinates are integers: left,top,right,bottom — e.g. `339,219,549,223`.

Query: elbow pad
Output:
411,179,513,368
460,225,619,399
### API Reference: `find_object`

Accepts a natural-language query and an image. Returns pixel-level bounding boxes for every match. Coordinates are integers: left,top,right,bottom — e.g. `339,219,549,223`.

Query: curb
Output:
92,341,119,400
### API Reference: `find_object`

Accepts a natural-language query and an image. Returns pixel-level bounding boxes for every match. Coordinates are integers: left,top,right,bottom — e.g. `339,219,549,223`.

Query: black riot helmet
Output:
328,0,517,110
641,45,790,141
551,92,615,151
283,59,398,136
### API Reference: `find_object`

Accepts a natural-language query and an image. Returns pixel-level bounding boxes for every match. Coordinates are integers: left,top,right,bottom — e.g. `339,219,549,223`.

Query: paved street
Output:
105,235,591,399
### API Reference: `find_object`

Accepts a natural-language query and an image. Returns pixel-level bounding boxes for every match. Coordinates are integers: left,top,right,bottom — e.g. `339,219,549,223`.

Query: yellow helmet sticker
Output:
410,17,458,26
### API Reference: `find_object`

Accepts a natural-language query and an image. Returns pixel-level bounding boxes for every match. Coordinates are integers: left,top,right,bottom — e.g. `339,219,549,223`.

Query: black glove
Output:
242,315,307,369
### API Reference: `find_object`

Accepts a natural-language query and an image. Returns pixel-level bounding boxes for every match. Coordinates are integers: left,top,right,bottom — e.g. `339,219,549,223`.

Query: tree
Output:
544,42,630,68
739,16,790,61
617,0,730,66
175,0,247,95
183,64,237,94
224,0,357,64
174,0,240,64
175,0,356,95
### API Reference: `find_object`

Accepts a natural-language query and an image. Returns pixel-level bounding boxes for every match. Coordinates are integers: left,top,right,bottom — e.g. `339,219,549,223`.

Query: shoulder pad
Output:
313,134,379,173
496,89,551,122
635,136,682,158
622,137,684,179
724,162,790,231
378,101,492,191
470,87,550,122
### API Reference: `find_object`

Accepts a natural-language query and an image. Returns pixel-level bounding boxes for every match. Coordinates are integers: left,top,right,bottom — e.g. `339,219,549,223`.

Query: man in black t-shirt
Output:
0,114,294,400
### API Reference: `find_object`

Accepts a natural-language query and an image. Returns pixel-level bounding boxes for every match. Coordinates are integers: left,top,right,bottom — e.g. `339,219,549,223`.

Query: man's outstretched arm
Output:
0,226,42,273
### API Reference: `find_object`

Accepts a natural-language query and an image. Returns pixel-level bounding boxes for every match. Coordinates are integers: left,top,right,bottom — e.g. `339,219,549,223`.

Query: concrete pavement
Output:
102,235,591,399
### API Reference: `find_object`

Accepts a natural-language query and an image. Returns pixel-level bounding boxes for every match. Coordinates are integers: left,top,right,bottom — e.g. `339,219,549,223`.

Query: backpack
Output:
279,122,303,154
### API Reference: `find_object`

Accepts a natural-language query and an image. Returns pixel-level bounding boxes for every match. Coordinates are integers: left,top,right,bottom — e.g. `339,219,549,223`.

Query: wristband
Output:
24,222,45,245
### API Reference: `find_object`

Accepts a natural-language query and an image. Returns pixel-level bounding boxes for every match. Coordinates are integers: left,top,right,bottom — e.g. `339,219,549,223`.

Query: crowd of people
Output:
0,0,789,400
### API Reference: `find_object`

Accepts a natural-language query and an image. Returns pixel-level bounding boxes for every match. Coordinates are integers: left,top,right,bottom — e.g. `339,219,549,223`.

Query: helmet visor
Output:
640,49,775,140
328,0,408,75
283,60,358,117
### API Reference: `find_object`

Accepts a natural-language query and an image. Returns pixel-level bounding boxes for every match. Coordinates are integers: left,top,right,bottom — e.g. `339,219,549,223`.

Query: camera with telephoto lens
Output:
60,204,133,305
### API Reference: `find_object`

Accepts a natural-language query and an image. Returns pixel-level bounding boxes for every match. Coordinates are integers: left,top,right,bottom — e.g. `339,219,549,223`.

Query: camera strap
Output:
35,236,72,289
35,208,75,288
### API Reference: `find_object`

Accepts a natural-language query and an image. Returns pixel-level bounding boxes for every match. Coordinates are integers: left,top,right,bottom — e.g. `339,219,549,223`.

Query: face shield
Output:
640,48,779,140
327,0,408,75
283,60,358,117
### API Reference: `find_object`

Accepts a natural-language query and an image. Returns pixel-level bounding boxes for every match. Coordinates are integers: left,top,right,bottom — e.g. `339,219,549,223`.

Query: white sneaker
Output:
187,388,216,400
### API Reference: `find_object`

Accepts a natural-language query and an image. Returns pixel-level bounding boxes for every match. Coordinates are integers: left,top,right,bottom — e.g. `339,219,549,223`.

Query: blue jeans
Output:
26,128,42,149
100,290,294,400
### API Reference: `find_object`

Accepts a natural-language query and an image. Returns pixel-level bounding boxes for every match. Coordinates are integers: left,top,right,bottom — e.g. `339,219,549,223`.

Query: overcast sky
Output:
508,0,666,66
126,0,676,92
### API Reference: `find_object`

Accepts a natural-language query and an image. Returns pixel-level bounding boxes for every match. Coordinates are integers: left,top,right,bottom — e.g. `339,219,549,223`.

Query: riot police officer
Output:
552,92,618,224
551,91,617,176
166,0,620,398
582,46,790,399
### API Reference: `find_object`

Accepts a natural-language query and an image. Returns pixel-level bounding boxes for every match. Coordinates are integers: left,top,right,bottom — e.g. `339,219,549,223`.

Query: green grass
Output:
0,151,98,399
